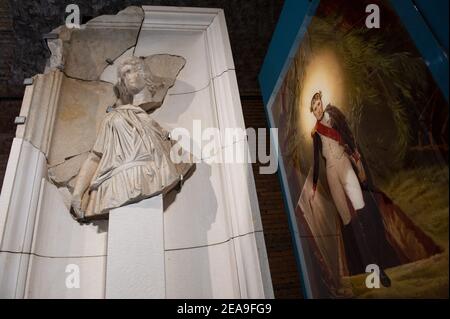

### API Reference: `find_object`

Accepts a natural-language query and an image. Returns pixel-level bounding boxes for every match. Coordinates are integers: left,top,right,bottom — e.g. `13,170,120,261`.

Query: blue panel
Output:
389,0,449,101
258,0,319,106
414,0,449,52
258,0,321,299
258,0,448,299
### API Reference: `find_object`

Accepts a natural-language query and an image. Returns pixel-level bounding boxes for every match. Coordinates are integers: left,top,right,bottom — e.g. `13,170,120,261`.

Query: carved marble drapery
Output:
77,104,193,219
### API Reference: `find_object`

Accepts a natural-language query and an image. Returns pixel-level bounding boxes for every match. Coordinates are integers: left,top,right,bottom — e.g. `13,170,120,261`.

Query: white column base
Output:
105,195,165,299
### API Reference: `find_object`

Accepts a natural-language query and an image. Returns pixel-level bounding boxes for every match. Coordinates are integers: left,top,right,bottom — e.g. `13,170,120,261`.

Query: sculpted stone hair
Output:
310,91,322,112
114,56,159,104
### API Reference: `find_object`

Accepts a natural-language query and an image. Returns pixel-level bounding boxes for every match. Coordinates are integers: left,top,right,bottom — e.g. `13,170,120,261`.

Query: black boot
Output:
380,268,391,287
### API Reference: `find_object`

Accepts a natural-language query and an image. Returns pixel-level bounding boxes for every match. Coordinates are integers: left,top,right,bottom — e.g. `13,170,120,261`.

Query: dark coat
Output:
312,104,359,190
311,104,400,273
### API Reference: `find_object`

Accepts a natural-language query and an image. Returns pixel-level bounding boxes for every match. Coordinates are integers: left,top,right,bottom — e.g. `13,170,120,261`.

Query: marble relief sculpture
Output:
70,55,194,221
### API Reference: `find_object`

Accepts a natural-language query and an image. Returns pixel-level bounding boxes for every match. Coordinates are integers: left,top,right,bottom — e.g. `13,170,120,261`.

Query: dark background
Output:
0,0,303,298
2,0,285,97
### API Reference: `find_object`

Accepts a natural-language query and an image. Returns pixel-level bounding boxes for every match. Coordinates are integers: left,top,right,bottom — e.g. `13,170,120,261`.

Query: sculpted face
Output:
120,61,147,95
312,98,324,120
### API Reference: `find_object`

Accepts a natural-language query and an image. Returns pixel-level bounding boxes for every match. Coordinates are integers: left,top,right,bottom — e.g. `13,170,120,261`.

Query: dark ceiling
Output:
0,0,285,98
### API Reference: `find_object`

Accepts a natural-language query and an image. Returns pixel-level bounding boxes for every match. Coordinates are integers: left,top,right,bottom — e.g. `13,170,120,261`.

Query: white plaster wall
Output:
0,139,107,299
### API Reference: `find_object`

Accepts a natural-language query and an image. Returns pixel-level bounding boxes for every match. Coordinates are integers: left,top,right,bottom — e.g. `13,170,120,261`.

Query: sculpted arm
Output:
71,152,100,218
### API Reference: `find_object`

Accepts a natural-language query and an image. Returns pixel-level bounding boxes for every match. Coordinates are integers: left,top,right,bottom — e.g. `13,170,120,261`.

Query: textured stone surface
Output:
0,1,19,97
48,152,89,188
136,54,186,111
20,71,63,155
47,75,116,166
46,6,144,80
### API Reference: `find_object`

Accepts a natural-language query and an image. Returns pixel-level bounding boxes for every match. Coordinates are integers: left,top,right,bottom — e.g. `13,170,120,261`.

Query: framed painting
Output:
260,0,448,298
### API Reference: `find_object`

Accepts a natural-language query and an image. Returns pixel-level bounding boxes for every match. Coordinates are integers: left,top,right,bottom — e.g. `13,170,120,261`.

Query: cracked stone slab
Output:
18,70,63,155
57,186,73,210
45,6,144,81
134,54,186,111
47,75,116,167
48,152,89,187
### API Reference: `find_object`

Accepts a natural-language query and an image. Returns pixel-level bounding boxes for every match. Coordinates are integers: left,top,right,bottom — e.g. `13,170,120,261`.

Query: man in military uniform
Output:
309,91,398,287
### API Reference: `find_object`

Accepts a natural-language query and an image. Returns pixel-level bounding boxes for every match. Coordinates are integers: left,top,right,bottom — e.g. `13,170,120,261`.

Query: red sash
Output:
314,121,343,145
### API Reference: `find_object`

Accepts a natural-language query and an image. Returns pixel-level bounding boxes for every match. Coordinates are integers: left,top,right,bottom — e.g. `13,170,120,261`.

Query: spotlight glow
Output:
298,49,346,138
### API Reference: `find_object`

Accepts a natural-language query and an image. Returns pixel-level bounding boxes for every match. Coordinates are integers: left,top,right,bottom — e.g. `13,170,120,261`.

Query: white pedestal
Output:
105,195,165,299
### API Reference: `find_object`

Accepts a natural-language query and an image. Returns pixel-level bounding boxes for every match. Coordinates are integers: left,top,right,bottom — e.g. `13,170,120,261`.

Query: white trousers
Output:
326,155,365,225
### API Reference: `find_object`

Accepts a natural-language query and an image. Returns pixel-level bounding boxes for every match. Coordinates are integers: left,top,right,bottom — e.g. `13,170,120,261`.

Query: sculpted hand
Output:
70,194,84,220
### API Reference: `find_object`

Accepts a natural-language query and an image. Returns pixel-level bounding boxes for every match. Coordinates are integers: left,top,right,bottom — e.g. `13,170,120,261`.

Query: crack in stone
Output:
168,68,235,96
132,6,145,56
47,150,91,168
47,151,90,188
58,69,118,87
48,152,90,168
45,6,145,83
49,175,76,192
